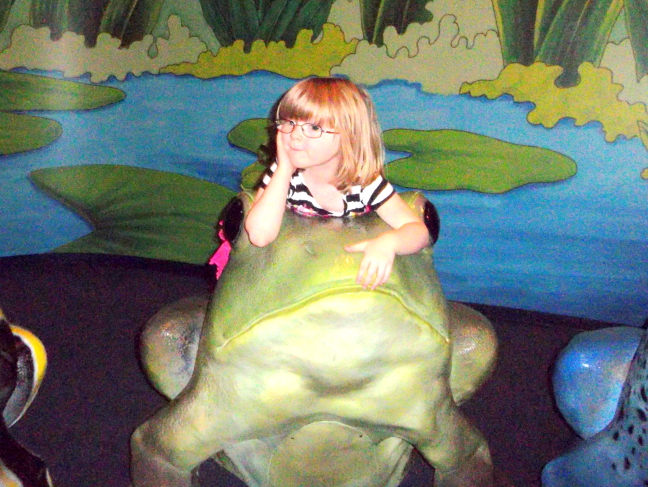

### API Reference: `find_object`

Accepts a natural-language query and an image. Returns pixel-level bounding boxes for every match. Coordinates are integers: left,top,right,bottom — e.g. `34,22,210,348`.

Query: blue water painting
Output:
1,71,647,326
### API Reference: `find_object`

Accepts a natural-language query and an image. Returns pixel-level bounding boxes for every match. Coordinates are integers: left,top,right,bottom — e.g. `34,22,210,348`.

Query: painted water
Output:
2,71,647,325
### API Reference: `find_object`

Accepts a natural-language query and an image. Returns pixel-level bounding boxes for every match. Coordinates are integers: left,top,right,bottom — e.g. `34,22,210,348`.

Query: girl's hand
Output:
243,131,295,247
344,234,397,290
275,131,295,174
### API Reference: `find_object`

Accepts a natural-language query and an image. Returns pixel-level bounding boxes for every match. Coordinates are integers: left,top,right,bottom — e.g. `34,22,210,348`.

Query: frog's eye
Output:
424,200,440,245
220,197,244,244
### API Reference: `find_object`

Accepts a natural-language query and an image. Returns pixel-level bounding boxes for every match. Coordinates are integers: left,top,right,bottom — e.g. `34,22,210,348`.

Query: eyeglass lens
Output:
275,120,324,138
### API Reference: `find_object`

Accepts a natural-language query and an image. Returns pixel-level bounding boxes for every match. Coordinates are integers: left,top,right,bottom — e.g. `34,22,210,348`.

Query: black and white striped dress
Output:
261,162,395,217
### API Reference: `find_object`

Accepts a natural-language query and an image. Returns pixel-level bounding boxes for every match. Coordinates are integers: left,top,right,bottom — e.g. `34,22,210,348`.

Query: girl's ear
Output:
400,191,440,245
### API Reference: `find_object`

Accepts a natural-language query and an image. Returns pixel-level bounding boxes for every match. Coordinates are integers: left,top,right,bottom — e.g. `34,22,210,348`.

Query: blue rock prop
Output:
543,325,648,486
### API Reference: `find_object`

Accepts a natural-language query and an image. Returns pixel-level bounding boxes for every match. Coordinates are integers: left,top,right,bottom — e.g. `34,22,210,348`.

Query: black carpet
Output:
0,253,617,487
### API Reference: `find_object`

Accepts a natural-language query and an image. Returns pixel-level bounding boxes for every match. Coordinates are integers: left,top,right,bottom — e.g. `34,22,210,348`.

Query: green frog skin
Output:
131,192,497,487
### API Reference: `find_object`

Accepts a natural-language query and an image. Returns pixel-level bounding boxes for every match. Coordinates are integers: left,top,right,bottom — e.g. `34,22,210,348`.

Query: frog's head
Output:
208,191,447,344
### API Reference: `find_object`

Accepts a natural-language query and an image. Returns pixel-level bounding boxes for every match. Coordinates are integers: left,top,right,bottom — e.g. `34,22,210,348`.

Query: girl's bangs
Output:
277,87,337,129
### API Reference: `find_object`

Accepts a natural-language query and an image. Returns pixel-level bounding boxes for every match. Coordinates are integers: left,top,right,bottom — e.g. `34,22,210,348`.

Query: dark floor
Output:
0,253,618,487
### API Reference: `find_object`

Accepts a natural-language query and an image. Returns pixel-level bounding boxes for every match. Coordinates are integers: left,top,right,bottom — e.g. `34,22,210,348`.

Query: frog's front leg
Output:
413,396,494,487
131,367,260,487
131,419,193,487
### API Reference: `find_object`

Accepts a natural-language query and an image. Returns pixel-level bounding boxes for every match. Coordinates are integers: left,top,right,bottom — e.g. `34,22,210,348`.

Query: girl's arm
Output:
344,193,430,289
244,135,294,247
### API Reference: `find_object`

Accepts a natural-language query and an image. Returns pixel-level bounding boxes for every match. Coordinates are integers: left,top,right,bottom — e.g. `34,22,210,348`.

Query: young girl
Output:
244,77,430,290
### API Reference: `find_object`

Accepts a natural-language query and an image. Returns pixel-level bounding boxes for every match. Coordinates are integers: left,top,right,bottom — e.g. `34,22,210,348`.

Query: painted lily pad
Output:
30,165,236,264
227,119,577,194
228,118,271,192
0,71,125,111
384,129,577,193
0,71,126,155
0,111,62,155
241,161,267,193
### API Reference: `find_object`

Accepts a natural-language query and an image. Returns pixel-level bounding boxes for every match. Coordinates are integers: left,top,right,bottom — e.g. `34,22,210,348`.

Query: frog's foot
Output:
447,302,497,405
139,295,208,399
432,444,494,487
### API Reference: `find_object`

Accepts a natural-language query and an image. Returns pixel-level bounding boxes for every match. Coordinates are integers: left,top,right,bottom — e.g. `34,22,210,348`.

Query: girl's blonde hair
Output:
276,77,384,192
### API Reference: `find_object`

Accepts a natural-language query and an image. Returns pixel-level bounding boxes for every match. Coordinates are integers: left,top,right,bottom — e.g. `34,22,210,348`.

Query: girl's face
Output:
280,119,342,174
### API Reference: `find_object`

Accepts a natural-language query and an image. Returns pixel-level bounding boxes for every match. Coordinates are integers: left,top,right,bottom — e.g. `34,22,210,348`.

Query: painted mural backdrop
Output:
0,0,646,326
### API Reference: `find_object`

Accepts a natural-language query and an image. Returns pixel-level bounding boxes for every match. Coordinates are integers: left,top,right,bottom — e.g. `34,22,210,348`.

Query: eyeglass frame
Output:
274,119,339,139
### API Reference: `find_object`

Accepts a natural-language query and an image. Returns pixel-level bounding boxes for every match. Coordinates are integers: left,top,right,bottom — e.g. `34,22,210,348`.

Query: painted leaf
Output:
100,0,139,40
205,0,239,45
120,0,166,45
0,0,17,33
535,0,623,86
0,71,126,111
99,0,165,46
490,0,537,64
282,0,336,46
31,0,70,39
360,0,433,46
229,0,259,43
256,0,302,44
384,129,577,193
624,0,648,80
639,120,648,151
65,0,108,45
29,165,236,264
0,112,62,155
534,0,564,56
200,0,334,49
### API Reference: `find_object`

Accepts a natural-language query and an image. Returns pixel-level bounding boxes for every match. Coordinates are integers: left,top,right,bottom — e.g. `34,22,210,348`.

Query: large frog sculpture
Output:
131,191,498,487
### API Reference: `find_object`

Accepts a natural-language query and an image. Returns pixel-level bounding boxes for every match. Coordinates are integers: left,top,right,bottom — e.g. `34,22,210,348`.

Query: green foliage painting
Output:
1,0,442,53
99,0,166,46
2,0,167,46
360,0,433,46
199,0,337,50
0,0,17,33
0,71,125,155
492,0,648,86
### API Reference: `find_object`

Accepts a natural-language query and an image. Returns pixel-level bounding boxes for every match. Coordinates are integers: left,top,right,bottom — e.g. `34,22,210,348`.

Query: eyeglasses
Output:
275,119,338,139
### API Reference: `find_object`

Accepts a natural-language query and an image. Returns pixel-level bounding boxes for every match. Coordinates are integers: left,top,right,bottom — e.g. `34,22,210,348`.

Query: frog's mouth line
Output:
216,284,449,352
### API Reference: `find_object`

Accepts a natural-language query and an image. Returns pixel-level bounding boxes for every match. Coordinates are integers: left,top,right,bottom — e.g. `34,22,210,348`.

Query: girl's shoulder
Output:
358,174,394,209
